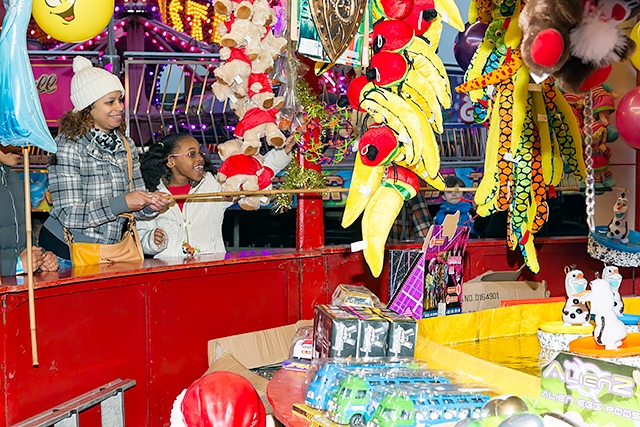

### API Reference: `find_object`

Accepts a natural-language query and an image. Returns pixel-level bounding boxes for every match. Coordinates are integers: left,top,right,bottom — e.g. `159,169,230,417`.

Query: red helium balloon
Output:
454,22,488,71
616,86,640,149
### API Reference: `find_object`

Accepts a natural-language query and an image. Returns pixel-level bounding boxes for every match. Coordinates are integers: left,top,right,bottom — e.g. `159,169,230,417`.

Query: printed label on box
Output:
534,352,640,426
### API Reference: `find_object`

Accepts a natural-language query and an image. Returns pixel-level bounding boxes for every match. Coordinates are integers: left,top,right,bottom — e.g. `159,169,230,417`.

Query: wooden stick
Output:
23,147,39,366
167,185,607,200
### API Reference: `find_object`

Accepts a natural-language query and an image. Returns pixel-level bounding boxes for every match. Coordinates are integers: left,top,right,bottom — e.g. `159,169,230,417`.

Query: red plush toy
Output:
359,123,400,166
234,107,285,154
217,139,274,210
170,371,273,427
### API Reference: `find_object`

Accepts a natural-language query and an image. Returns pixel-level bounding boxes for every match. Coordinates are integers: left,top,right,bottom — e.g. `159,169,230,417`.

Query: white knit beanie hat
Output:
70,56,125,111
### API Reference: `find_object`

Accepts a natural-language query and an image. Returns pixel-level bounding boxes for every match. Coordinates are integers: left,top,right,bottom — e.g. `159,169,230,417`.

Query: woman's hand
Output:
19,247,43,273
41,250,59,272
148,192,173,212
125,191,172,212
153,228,166,246
125,190,154,211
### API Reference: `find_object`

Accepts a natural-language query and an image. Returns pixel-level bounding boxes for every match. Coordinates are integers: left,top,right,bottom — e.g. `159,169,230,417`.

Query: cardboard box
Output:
462,270,549,313
207,320,312,413
347,307,389,358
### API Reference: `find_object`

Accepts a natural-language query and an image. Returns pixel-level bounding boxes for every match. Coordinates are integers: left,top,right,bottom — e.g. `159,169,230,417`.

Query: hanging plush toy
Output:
217,139,274,211
341,0,463,278
564,84,618,190
212,0,288,206
519,0,640,92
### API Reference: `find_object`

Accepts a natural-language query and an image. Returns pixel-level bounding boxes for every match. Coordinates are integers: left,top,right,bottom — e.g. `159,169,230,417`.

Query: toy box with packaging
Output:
388,215,471,318
534,352,640,426
312,304,417,359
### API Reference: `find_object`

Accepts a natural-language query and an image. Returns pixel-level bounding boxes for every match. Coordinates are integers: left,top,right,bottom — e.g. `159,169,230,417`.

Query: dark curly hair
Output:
140,133,217,191
58,106,126,139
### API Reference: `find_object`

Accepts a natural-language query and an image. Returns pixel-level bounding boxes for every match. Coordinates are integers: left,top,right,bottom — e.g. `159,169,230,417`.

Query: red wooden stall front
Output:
0,238,636,426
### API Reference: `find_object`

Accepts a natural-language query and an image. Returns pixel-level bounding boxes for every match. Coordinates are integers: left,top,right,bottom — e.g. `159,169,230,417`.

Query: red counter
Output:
0,238,635,426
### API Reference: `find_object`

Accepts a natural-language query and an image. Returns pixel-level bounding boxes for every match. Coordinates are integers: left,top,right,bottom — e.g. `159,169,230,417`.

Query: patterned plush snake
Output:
457,0,586,273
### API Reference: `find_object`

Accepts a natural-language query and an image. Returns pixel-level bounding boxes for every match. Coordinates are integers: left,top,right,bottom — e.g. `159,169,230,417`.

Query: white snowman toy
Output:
578,278,627,350
602,265,624,317
562,266,590,326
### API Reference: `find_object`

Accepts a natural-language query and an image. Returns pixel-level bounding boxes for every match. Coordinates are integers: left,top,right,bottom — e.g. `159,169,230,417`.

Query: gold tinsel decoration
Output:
297,79,327,122
272,162,327,214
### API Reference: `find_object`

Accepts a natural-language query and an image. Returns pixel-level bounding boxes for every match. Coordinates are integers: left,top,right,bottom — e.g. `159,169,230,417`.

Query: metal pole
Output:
104,14,120,75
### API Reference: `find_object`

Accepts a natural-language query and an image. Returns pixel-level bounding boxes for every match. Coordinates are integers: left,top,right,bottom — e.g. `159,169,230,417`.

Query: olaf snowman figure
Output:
602,265,624,316
562,266,590,326
578,278,627,350
607,193,630,243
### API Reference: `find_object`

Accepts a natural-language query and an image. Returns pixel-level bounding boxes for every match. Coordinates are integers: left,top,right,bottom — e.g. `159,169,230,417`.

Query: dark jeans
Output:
39,226,70,260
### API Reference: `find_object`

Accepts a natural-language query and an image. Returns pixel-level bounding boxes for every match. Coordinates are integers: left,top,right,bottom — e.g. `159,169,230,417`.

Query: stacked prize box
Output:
374,308,417,358
313,305,359,359
343,306,389,358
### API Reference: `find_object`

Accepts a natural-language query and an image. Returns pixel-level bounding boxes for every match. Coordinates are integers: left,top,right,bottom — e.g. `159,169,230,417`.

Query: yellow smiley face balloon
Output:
32,0,115,43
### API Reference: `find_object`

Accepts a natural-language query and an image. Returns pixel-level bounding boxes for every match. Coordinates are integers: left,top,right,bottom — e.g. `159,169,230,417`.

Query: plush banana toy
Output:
362,165,421,278
456,0,586,273
342,0,462,277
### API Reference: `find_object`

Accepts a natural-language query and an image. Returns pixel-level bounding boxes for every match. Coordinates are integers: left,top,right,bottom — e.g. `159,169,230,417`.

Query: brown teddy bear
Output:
519,0,640,92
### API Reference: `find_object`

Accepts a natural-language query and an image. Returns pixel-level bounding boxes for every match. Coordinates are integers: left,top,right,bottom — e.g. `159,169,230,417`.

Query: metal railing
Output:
123,52,237,148
11,378,135,427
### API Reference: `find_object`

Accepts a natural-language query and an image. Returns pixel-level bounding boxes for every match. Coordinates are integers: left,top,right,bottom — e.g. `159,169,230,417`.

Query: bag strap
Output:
121,133,134,192
62,226,75,245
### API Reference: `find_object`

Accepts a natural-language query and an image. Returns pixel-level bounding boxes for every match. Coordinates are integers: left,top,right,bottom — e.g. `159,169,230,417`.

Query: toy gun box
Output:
312,305,416,359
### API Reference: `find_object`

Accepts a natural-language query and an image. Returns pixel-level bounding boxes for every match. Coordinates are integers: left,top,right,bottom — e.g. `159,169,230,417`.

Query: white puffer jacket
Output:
137,149,291,259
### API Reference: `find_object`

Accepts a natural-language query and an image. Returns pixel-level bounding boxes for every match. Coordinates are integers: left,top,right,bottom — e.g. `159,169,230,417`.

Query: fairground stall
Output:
1,0,640,426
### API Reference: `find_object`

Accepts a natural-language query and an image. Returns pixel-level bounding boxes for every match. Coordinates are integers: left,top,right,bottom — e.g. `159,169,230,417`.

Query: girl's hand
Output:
148,192,173,212
153,228,166,246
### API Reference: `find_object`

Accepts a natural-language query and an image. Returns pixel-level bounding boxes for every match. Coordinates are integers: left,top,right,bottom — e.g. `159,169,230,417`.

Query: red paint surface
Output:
0,238,636,426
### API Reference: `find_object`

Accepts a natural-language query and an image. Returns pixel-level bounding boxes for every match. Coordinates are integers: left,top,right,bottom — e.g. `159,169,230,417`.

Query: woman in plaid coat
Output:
39,57,171,261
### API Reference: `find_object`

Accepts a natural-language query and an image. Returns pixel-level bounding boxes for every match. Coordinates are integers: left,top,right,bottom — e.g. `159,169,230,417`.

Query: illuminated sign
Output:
163,0,226,43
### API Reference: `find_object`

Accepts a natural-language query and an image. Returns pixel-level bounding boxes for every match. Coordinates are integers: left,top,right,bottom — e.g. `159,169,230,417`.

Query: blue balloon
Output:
0,0,57,153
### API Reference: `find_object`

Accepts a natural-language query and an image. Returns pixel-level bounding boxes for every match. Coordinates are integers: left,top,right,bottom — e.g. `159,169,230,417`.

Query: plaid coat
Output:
46,131,153,244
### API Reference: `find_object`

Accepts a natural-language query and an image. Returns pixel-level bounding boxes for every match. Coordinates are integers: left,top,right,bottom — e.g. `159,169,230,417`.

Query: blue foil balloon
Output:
0,0,57,153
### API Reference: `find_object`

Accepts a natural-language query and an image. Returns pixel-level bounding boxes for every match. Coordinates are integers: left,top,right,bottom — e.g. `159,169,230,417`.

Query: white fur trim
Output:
569,16,626,66
169,389,188,427
266,415,276,427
